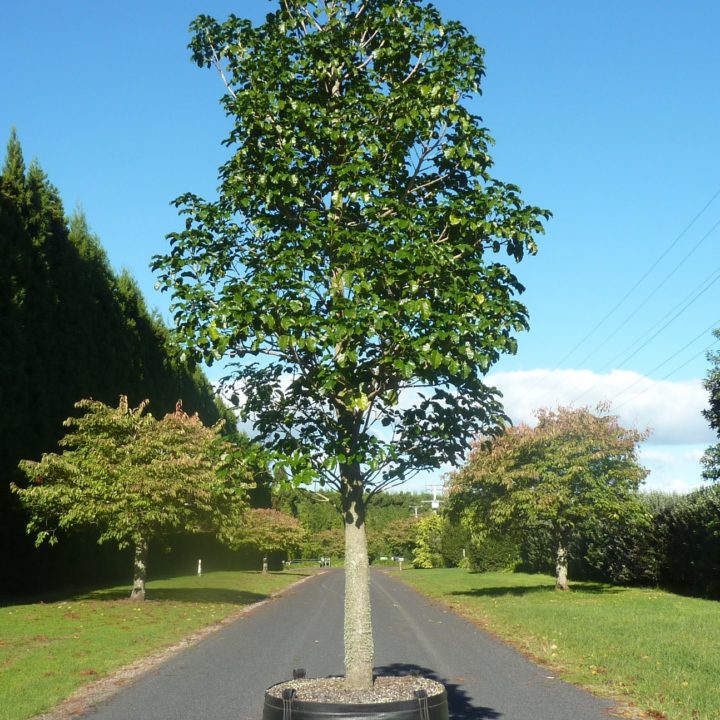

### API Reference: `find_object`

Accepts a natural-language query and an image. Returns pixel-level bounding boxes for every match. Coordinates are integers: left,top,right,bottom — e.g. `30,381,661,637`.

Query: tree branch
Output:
206,33,238,100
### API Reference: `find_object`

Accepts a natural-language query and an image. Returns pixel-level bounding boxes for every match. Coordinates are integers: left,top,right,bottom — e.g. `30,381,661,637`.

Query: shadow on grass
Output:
274,571,315,579
452,582,624,599
374,663,499,719
78,586,270,604
1,570,314,607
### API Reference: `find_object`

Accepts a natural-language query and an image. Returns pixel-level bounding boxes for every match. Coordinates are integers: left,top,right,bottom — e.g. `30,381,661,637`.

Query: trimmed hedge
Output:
512,486,720,598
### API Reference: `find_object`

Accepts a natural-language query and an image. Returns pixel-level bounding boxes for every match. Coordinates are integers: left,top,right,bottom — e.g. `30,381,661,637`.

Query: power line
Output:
553,188,720,369
574,214,720,369
608,319,720,406
613,338,720,412
600,265,720,371
569,270,720,405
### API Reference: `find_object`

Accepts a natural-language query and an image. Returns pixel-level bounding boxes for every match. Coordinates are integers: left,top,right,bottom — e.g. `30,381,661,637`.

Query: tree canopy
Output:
448,406,649,590
154,0,549,494
153,0,548,687
227,508,306,567
14,397,252,599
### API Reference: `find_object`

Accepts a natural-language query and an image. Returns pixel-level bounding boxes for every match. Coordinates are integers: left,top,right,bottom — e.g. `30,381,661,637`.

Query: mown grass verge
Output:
0,569,313,720
392,568,719,720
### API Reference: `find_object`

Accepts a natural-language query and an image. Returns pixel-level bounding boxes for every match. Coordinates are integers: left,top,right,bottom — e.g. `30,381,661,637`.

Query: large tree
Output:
13,398,252,600
701,329,720,481
448,406,649,590
154,0,548,688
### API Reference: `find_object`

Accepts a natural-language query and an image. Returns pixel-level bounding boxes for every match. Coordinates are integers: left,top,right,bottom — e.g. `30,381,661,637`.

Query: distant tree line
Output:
0,130,237,594
276,476,720,597
272,487,469,568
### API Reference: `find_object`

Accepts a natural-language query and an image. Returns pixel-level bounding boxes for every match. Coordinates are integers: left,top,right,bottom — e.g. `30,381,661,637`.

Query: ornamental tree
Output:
228,507,305,569
153,0,548,688
380,516,419,561
447,406,649,590
13,397,251,600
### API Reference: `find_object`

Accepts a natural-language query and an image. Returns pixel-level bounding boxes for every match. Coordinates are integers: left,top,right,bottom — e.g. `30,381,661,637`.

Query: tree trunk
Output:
342,468,374,690
555,540,569,591
130,538,148,601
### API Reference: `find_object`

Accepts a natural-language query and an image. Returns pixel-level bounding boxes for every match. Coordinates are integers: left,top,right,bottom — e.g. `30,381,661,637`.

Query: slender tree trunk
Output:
130,538,148,601
555,540,569,591
342,467,374,690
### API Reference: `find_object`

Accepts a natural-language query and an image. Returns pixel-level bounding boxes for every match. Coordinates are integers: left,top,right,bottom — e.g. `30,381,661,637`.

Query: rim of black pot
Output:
263,686,447,712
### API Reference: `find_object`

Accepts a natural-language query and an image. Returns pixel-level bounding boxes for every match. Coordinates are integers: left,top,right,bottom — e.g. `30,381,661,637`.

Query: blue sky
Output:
3,1,718,493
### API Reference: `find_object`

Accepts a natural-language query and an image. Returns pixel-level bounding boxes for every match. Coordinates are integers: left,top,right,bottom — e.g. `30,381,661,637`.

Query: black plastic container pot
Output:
262,685,449,720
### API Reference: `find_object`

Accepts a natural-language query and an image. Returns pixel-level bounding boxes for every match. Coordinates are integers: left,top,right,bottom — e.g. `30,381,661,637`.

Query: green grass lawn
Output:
0,569,312,720
393,568,719,720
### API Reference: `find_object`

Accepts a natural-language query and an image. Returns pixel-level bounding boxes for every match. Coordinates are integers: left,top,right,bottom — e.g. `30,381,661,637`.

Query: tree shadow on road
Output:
452,582,624,599
374,663,500,719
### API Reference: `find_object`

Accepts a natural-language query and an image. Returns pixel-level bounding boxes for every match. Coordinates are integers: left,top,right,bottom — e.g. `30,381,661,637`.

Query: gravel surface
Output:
266,675,445,704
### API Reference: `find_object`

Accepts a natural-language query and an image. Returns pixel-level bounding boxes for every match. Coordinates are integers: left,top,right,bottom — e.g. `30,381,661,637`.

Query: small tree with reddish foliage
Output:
228,508,305,569
448,405,649,590
13,397,251,599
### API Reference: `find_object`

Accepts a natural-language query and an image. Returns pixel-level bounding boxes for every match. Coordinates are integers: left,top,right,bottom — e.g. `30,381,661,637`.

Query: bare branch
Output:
407,170,452,197
401,125,448,201
355,39,386,72
300,6,324,32
206,33,238,100
401,55,424,84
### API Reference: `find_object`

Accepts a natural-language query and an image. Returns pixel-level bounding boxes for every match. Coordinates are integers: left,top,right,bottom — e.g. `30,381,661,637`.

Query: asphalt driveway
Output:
78,568,616,719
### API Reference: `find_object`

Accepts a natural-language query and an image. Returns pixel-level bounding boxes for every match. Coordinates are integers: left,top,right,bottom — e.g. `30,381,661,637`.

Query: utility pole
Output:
422,484,445,513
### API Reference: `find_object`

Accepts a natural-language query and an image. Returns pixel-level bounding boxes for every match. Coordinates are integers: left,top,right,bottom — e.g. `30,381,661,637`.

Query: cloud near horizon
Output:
486,368,715,493
487,368,714,446
214,368,715,494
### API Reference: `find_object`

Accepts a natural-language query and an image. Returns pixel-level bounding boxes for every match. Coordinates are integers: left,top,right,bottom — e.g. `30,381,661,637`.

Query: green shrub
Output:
655,484,720,597
439,519,470,567
412,514,444,568
468,532,521,572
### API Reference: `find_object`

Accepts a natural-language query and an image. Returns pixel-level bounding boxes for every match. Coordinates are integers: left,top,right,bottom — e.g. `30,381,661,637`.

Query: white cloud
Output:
212,368,716,495
486,368,715,494
487,368,714,445
639,445,706,494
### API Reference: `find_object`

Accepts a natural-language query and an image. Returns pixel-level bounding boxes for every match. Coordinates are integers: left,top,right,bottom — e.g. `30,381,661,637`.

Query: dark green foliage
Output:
514,495,660,585
366,492,429,532
510,488,720,599
702,329,720,481
0,131,231,594
272,487,435,559
439,518,471,567
572,512,660,587
468,532,521,572
273,487,344,532
654,484,720,597
379,516,419,560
